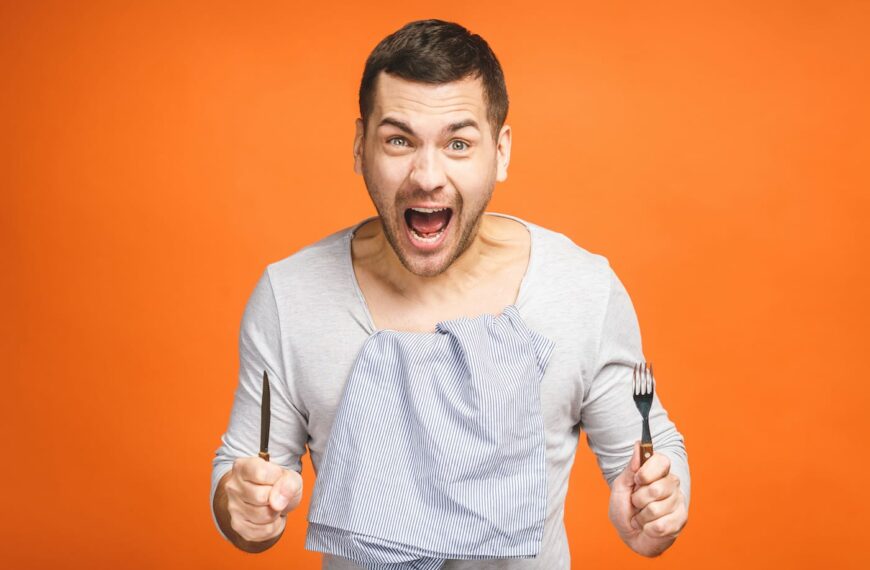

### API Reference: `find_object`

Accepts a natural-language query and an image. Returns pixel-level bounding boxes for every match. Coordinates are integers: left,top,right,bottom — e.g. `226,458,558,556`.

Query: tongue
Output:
408,209,450,235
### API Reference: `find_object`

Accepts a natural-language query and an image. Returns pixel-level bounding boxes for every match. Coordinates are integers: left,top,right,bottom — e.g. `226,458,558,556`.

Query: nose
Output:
408,145,447,193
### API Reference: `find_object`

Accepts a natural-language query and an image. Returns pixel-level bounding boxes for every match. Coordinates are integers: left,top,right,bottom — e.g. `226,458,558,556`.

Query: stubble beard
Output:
362,168,495,278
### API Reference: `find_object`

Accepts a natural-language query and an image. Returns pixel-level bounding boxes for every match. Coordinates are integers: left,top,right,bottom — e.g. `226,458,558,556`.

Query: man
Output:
211,19,690,568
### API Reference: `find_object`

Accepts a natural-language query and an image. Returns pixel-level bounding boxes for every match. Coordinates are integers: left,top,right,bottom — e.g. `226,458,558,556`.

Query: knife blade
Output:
258,370,271,462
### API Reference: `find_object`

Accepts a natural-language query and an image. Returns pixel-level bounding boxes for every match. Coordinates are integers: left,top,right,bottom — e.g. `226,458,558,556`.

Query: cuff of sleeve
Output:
210,463,235,543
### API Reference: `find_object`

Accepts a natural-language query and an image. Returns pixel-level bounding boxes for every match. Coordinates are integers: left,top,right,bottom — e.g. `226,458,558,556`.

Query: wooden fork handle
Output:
258,451,270,462
640,442,654,466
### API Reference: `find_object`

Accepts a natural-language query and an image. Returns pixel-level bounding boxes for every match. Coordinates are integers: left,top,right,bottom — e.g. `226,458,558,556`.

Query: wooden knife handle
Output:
640,442,653,466
258,451,270,462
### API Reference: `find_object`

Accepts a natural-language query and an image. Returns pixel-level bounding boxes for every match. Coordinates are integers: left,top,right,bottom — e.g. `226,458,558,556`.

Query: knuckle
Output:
254,467,267,483
631,493,644,509
234,456,251,474
230,518,253,541
647,520,668,538
246,525,268,542
227,501,242,522
250,505,275,525
253,519,282,542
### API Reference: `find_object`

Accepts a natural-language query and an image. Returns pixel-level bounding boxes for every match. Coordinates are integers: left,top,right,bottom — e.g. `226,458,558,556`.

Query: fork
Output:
632,362,655,466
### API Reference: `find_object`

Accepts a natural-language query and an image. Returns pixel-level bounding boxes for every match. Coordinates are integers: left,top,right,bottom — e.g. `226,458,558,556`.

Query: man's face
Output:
353,72,511,277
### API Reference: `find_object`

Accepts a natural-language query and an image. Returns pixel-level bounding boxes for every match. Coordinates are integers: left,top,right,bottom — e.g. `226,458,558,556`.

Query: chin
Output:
396,249,456,278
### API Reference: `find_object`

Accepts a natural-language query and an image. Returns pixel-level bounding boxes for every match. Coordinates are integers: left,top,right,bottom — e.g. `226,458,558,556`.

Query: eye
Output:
449,139,470,152
387,136,409,147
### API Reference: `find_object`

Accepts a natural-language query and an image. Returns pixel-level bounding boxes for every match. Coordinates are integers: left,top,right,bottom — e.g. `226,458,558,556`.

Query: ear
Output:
353,118,365,175
495,124,512,182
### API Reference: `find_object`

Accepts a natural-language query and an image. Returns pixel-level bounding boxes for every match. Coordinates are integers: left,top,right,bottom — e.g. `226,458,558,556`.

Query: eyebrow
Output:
377,117,480,137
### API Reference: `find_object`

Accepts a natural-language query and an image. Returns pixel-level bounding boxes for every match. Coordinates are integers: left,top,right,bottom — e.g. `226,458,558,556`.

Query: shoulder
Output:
524,218,617,293
268,225,350,276
258,221,361,308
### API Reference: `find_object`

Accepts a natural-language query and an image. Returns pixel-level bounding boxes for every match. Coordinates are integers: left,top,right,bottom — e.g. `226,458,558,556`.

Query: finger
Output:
230,512,286,543
270,469,304,513
632,489,681,528
238,502,282,525
633,451,671,486
639,507,688,539
235,456,285,485
612,441,642,492
227,468,273,507
227,493,279,532
239,481,274,507
630,472,680,509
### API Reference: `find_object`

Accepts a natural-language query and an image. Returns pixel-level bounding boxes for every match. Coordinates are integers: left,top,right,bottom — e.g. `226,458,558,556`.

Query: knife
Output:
258,370,271,462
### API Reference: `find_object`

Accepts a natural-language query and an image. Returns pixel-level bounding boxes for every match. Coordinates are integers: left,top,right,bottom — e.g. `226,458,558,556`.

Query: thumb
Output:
613,441,641,490
269,469,303,513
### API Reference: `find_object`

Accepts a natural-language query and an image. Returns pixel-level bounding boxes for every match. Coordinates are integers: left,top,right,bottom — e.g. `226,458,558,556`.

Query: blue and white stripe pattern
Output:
305,305,556,569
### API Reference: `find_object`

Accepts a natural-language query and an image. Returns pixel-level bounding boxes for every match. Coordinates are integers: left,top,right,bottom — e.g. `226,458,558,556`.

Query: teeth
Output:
410,226,446,241
410,207,447,213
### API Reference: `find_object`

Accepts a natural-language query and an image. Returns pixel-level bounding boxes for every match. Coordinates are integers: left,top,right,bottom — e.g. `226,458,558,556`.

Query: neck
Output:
354,213,522,305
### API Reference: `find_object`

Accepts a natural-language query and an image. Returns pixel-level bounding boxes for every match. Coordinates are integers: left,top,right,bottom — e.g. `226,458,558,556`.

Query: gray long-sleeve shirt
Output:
210,212,690,569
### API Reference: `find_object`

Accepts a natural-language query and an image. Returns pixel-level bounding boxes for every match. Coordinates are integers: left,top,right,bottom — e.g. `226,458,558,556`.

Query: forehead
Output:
371,72,489,134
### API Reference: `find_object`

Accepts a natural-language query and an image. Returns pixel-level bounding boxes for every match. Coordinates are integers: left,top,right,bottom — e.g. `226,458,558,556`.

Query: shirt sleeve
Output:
580,265,691,507
209,268,310,541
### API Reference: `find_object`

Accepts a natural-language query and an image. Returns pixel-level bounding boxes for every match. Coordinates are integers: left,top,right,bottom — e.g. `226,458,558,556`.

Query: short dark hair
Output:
358,19,509,141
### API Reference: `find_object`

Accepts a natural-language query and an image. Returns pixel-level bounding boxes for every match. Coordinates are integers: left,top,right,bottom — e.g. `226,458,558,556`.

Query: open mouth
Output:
403,206,453,245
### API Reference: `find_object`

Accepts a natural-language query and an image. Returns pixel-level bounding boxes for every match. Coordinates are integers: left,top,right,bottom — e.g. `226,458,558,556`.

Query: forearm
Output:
213,471,284,553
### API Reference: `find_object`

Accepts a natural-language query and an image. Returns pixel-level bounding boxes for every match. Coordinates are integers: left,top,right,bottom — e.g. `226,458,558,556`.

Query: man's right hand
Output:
223,456,304,543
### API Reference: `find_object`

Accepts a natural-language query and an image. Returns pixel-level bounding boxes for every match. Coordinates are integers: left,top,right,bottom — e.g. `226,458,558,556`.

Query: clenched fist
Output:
216,456,303,548
608,441,688,557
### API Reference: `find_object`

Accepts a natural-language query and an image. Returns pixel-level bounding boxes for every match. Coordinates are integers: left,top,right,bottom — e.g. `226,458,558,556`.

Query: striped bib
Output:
305,305,555,569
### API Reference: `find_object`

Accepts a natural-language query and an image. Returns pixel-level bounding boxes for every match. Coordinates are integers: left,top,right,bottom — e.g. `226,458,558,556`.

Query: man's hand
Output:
220,456,304,546
608,441,688,557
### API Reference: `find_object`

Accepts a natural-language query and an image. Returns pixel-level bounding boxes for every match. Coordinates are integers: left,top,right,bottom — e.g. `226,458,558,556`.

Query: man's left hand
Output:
608,441,688,557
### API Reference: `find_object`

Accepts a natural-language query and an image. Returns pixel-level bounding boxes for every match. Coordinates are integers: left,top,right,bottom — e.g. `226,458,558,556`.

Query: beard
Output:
362,168,495,277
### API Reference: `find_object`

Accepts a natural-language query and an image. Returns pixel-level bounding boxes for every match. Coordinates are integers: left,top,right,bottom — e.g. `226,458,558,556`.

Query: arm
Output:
579,264,690,556
210,268,310,549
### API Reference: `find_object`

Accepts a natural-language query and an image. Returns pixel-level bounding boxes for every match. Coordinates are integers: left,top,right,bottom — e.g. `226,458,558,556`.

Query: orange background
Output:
4,1,868,568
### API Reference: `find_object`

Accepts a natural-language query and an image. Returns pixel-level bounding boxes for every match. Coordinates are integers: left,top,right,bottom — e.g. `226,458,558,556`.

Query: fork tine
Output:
641,362,646,394
640,361,645,395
